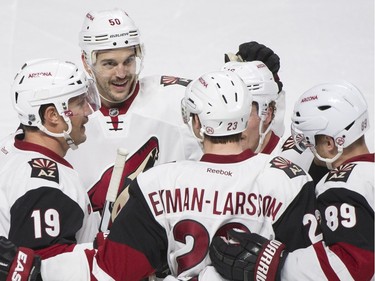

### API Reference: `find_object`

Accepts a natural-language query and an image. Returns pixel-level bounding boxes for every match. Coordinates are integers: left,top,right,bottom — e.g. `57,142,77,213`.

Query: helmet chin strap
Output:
38,117,78,150
254,119,273,153
310,145,343,170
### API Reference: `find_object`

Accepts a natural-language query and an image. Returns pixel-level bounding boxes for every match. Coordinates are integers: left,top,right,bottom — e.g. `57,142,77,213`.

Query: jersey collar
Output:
200,149,256,164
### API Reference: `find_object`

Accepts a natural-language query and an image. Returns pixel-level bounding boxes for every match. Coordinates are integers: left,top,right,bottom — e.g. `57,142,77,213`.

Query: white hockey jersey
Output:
65,75,203,223
281,153,374,281
0,134,98,259
40,150,316,280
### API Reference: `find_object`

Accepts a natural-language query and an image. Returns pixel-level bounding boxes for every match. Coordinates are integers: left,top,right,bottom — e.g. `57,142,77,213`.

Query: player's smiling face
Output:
65,93,94,146
92,47,138,106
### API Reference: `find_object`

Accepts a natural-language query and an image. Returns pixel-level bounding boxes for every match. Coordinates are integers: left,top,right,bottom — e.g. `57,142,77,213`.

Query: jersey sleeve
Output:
280,161,374,281
8,186,84,259
272,180,318,251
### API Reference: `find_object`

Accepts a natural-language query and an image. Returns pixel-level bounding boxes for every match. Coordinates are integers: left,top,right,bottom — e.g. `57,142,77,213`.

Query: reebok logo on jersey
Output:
270,156,305,178
325,163,356,183
28,158,59,183
206,168,232,177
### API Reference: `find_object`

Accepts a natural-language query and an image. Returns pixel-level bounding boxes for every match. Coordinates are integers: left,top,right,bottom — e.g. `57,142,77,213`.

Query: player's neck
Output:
24,131,68,158
332,143,369,168
203,141,243,155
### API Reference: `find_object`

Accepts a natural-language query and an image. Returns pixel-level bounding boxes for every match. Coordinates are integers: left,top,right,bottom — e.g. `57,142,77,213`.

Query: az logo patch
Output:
325,163,356,183
270,156,306,178
28,158,59,183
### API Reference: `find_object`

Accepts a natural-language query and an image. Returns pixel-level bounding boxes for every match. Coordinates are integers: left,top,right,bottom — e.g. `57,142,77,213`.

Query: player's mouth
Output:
111,80,128,91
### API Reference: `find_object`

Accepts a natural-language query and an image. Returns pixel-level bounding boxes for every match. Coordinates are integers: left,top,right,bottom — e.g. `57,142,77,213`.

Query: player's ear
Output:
264,107,273,125
81,53,93,77
192,114,202,138
43,105,63,130
192,114,201,129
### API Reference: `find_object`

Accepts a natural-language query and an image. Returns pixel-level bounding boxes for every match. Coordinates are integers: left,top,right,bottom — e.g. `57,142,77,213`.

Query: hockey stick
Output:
99,147,129,232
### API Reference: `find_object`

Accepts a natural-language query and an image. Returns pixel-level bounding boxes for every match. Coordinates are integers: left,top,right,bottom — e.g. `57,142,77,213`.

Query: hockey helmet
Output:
12,58,100,130
182,71,252,137
291,81,369,164
79,8,144,67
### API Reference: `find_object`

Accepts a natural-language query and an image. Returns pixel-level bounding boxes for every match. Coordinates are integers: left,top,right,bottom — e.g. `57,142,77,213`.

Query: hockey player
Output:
0,70,317,281
226,41,329,184
64,8,202,229
0,58,101,265
209,81,374,281
224,41,285,138
221,60,283,154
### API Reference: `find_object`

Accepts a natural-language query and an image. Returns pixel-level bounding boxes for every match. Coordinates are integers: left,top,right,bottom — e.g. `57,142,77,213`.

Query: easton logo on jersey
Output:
270,156,306,178
28,158,59,183
325,163,356,183
160,76,192,87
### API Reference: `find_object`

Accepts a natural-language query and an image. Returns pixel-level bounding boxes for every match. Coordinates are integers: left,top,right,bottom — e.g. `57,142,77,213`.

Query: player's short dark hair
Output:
205,133,242,144
23,103,54,131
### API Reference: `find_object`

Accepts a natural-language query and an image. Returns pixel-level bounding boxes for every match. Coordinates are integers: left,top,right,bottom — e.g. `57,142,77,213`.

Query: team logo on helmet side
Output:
325,163,356,183
335,137,345,146
206,127,214,135
28,158,59,183
270,156,305,178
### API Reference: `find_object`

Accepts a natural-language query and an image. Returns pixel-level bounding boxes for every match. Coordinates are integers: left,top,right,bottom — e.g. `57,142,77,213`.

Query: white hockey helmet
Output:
221,61,278,117
181,71,252,137
222,61,279,152
291,81,369,165
79,8,144,66
12,58,101,148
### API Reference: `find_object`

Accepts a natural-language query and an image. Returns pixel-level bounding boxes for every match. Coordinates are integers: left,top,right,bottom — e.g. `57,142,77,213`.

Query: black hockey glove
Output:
209,230,287,281
0,236,42,281
224,41,283,92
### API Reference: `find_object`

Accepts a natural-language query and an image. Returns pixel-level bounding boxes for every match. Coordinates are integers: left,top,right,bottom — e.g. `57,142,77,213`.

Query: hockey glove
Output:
225,41,283,92
209,229,287,281
0,236,42,281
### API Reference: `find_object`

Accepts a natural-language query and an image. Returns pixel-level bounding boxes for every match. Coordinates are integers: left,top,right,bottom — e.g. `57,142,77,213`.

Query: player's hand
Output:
225,41,283,92
209,229,287,281
0,236,42,281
